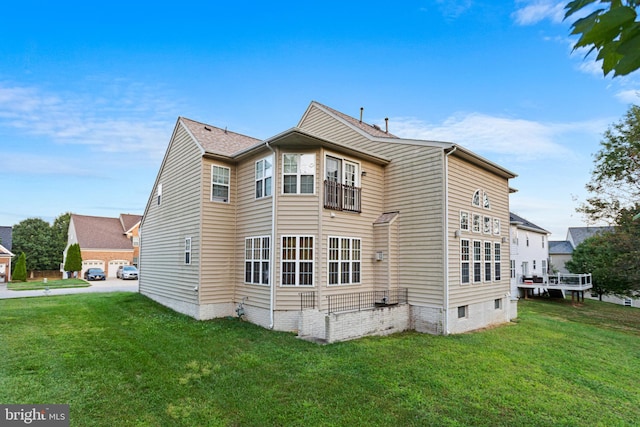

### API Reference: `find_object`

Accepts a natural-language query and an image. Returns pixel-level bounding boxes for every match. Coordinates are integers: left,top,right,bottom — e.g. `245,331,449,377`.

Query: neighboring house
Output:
0,244,13,283
0,226,13,283
140,101,517,342
63,214,141,278
549,226,613,273
0,226,12,251
509,213,550,298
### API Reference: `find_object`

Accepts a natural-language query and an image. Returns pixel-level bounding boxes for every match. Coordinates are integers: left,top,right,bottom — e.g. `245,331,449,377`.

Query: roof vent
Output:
204,126,211,131
372,124,381,131
385,117,389,134
360,107,363,123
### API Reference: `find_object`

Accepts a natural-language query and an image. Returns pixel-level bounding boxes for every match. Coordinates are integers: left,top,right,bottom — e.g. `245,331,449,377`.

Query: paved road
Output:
0,277,138,299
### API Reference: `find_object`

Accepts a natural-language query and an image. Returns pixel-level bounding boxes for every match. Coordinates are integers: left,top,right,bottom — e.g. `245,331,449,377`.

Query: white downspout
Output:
266,142,276,329
443,146,457,335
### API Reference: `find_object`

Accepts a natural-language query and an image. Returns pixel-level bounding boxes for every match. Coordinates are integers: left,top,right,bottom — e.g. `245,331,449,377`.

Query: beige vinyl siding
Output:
234,150,274,310
299,106,447,307
140,123,202,303
199,158,238,305
447,155,510,308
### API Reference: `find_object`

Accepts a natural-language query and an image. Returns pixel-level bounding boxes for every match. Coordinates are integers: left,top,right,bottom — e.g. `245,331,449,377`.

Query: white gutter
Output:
266,142,277,329
443,145,457,335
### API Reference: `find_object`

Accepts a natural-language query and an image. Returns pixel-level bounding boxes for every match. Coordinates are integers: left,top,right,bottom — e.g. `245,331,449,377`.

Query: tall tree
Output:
579,104,640,223
63,243,82,278
12,218,58,271
51,213,71,264
565,0,640,77
12,252,27,282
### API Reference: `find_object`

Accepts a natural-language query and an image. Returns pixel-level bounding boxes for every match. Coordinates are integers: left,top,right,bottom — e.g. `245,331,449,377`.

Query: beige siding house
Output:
140,101,517,342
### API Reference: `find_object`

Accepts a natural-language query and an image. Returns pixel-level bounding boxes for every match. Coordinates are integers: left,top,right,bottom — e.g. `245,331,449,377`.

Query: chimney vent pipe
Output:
360,107,363,123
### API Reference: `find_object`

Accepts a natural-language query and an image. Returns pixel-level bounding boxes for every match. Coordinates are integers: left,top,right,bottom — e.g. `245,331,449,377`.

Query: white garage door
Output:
81,260,105,279
108,260,129,278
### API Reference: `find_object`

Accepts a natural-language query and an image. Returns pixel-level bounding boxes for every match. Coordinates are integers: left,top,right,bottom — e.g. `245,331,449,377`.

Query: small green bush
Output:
12,252,27,282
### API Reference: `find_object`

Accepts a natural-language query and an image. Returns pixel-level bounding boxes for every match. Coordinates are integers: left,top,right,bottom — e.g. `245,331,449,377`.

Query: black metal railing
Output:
324,180,361,213
299,291,317,310
326,288,408,314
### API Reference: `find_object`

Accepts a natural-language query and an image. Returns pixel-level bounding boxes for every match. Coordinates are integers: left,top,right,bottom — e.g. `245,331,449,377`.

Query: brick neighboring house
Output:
63,214,141,278
0,226,13,283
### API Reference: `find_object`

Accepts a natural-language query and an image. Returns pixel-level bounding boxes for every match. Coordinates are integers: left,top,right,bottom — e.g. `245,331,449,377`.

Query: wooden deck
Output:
517,273,593,302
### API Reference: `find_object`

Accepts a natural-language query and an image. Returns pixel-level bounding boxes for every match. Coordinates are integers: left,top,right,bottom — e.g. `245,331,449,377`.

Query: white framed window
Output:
483,192,491,209
493,218,501,235
542,235,545,248
510,259,516,279
460,211,469,231
542,259,547,275
245,236,270,285
281,236,314,286
495,298,502,310
157,183,162,206
211,165,230,202
483,216,492,234
255,156,273,199
473,240,482,283
494,242,501,281
184,237,192,265
461,239,470,284
328,237,361,285
484,241,492,282
472,190,481,207
132,236,140,247
533,260,537,270
283,154,315,194
472,214,481,233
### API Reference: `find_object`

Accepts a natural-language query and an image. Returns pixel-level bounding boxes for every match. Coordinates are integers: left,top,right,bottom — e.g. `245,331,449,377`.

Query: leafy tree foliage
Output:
566,206,640,299
63,243,82,276
579,104,640,223
12,252,28,282
11,213,71,271
566,0,640,77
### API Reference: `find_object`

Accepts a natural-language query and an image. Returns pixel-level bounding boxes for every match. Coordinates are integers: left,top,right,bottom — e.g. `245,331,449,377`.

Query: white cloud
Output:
0,81,177,157
615,89,640,104
388,112,604,161
512,0,565,25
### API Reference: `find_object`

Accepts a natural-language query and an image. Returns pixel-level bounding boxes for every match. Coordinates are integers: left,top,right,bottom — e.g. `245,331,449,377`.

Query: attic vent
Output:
372,124,381,131
204,126,212,131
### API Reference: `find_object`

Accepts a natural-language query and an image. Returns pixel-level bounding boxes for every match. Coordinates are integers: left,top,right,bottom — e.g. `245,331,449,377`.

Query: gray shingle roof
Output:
72,214,133,250
180,117,261,157
120,214,142,232
509,212,550,234
567,226,613,247
0,226,12,252
549,240,574,255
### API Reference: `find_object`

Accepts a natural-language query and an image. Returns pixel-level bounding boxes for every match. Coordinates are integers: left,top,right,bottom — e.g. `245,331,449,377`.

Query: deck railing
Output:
299,291,317,310
517,273,592,290
324,180,361,213
326,288,408,314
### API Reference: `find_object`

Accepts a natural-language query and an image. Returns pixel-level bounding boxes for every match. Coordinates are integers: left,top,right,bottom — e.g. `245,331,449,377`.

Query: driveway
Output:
0,277,138,299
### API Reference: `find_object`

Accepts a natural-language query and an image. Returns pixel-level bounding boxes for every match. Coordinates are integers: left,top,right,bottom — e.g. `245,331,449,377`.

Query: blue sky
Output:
1,0,638,239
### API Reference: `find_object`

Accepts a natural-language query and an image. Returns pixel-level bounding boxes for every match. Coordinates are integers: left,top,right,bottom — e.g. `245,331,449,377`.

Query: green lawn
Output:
7,278,90,291
0,294,638,426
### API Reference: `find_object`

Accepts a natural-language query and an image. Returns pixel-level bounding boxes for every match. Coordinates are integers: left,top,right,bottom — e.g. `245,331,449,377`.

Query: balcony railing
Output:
324,180,361,213
326,288,408,314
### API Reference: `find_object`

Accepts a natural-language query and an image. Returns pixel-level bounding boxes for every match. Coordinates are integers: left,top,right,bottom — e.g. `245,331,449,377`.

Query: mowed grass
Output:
7,278,90,291
0,294,639,426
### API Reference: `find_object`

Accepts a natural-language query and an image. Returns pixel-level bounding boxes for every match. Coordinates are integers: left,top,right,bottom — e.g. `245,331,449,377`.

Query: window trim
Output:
157,183,162,206
281,235,314,286
327,236,362,286
458,305,468,319
255,156,273,199
211,165,230,203
494,242,502,281
184,237,192,265
244,236,270,286
484,241,492,282
472,213,481,233
460,211,469,232
282,153,315,195
473,240,482,283
483,216,492,234
461,239,470,284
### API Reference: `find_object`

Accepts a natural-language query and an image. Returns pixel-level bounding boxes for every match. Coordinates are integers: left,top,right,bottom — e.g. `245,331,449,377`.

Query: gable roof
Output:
510,212,550,234
0,226,12,252
567,226,613,247
0,243,13,257
120,214,142,233
302,101,517,180
180,117,261,157
71,214,134,250
549,240,574,255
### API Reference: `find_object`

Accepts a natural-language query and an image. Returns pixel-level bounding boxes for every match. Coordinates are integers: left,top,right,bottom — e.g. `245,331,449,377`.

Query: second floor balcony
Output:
324,180,361,213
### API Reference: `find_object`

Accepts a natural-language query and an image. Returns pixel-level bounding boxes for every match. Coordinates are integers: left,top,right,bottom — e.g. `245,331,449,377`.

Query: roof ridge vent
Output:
204,126,211,131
